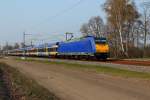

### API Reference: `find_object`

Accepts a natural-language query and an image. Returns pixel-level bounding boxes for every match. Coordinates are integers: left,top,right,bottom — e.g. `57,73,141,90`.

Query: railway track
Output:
108,60,150,67
41,57,150,67
8,56,150,67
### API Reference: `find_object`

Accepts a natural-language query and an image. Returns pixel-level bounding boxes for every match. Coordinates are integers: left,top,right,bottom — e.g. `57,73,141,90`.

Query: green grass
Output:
16,57,150,79
0,62,59,100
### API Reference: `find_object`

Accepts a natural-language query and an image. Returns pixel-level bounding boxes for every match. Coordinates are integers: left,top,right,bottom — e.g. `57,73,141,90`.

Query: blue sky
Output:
0,0,147,46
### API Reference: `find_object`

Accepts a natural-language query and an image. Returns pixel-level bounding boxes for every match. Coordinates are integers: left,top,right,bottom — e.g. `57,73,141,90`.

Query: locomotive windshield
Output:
95,37,107,44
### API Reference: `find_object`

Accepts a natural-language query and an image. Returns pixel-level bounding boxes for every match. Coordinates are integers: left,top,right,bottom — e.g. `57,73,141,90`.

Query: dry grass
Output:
0,62,59,100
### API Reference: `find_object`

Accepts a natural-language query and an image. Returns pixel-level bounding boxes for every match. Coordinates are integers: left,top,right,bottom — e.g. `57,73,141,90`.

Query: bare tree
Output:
2,42,13,51
141,2,150,57
80,23,89,36
21,42,25,48
80,16,104,37
88,16,104,37
104,0,139,56
133,20,143,47
14,43,20,49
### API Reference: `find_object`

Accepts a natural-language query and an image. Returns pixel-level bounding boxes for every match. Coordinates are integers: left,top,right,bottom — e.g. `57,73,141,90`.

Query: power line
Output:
23,0,89,45
28,0,85,31
25,0,85,43
26,30,81,44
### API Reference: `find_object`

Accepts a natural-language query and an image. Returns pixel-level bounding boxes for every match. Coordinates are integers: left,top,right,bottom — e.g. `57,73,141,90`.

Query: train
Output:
7,36,109,60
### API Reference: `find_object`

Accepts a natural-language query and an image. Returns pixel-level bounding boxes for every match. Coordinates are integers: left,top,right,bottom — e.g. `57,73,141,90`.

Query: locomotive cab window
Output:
95,38,107,44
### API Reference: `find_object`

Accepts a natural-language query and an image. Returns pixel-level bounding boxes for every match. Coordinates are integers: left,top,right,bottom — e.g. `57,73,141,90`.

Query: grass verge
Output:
0,62,59,100
16,58,150,79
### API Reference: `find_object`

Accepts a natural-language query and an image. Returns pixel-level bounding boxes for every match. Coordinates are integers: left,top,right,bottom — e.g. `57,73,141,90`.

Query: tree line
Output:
80,0,150,58
1,42,23,53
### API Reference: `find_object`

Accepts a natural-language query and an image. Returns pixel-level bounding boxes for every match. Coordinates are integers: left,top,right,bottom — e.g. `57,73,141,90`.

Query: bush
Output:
127,47,143,58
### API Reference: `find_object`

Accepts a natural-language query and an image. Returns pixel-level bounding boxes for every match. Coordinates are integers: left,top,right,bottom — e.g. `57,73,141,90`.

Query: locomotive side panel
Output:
57,36,96,56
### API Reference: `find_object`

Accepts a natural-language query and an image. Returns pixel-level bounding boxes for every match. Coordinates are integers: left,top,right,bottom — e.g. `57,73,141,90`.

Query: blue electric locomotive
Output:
57,36,109,59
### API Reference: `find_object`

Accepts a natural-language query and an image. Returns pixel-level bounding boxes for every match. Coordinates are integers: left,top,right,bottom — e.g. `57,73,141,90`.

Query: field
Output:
0,57,149,100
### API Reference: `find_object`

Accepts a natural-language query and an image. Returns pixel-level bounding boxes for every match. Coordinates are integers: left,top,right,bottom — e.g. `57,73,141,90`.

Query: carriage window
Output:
38,48,45,52
48,48,57,52
28,49,36,53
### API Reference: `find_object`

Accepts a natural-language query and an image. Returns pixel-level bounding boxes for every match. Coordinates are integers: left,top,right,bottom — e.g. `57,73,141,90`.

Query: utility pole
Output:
23,32,32,59
31,40,33,47
5,41,8,56
23,32,25,48
23,32,26,58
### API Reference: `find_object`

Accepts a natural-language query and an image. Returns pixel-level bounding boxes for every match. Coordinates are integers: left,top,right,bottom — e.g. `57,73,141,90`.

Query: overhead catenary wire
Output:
28,0,85,31
26,31,81,43
24,0,85,44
